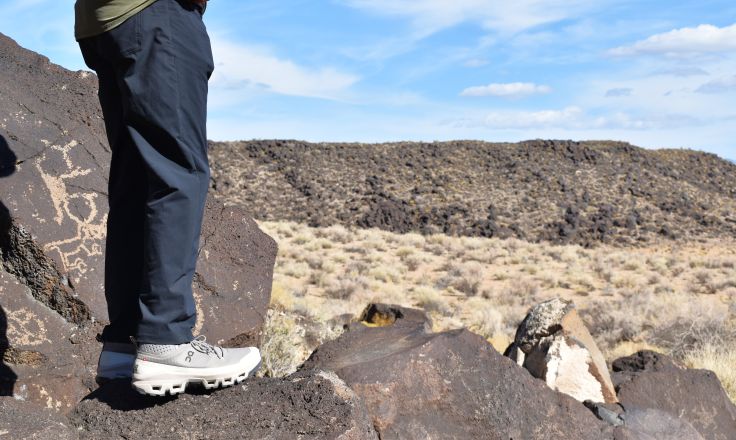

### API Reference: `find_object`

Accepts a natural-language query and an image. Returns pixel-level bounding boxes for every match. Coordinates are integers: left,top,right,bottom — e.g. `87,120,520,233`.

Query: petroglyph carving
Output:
35,140,107,277
6,307,50,347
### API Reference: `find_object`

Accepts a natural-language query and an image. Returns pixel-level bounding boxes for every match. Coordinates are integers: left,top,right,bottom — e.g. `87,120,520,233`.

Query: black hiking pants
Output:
78,0,213,344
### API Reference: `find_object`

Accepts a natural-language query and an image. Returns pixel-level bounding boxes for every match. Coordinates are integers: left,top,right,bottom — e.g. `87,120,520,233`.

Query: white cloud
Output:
464,58,490,67
652,66,709,77
210,37,359,100
605,88,633,97
482,106,583,128
461,82,551,98
696,75,736,94
471,107,707,130
341,0,598,37
609,23,736,57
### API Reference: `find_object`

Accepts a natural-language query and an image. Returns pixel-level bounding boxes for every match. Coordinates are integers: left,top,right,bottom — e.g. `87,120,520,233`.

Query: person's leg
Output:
87,0,213,345
79,38,146,345
117,0,212,344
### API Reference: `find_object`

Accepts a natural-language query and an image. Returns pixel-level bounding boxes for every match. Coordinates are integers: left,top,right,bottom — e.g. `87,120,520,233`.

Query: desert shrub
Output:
396,247,414,259
325,276,369,300
269,281,294,310
647,274,661,286
581,290,657,353
315,224,352,244
652,315,733,359
403,255,423,271
367,265,404,284
691,270,717,294
292,234,311,245
304,254,324,270
281,261,310,278
346,260,370,275
465,298,505,340
259,310,307,378
435,262,484,296
414,286,452,316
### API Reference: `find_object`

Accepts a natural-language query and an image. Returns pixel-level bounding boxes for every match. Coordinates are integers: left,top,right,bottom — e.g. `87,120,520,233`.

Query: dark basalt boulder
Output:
71,371,378,440
612,351,736,440
302,304,612,440
0,266,98,413
0,32,276,411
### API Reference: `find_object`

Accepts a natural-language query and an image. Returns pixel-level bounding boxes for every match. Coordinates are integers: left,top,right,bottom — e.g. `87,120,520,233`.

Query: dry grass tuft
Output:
684,342,736,403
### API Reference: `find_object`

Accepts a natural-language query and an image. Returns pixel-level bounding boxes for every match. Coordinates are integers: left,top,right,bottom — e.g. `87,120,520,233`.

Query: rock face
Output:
506,298,617,404
0,266,98,413
303,304,611,440
612,351,736,440
71,371,378,440
193,198,277,347
0,397,78,439
0,32,276,410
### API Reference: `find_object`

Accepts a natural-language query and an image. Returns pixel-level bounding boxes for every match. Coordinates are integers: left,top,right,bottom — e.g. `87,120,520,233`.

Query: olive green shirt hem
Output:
74,0,159,41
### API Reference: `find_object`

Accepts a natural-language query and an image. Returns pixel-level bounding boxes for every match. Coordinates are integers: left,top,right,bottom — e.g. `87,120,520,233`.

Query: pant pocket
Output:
100,11,142,57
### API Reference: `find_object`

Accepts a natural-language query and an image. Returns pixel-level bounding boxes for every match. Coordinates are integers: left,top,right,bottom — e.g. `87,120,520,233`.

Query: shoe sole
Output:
132,353,262,396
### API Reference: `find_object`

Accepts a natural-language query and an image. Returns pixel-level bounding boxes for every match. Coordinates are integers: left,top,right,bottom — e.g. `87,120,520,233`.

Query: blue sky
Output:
1,1,735,159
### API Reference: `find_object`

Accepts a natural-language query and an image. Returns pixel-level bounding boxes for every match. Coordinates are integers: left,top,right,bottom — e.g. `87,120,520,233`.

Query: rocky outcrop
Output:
303,304,612,439
506,298,617,403
0,32,276,411
71,371,378,440
612,351,736,440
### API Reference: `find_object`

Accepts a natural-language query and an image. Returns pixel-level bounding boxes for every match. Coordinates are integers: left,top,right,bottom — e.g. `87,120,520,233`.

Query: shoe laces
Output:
189,335,224,359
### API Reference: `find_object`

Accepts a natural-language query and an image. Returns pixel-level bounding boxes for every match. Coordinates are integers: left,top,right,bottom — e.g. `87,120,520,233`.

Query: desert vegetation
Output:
257,220,736,402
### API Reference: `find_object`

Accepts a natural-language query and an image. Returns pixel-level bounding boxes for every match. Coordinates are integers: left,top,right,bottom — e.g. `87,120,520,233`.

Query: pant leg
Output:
80,0,214,344
79,38,146,344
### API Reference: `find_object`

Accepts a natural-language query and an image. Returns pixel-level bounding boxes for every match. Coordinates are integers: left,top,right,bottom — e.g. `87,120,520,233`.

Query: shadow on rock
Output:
80,379,178,411
0,135,16,178
0,305,18,396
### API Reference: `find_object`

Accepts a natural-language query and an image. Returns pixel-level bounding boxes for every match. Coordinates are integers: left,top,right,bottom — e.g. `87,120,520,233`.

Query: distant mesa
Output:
208,139,736,247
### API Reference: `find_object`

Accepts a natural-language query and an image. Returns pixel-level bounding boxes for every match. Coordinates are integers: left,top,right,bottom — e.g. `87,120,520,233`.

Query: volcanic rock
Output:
71,371,378,440
0,266,96,413
194,198,277,347
614,407,704,440
506,298,617,403
207,139,736,246
302,304,611,439
612,350,736,440
0,397,78,439
358,302,432,329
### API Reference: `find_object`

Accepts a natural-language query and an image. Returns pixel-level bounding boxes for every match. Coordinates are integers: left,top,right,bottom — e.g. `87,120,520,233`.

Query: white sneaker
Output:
96,341,137,384
132,335,261,396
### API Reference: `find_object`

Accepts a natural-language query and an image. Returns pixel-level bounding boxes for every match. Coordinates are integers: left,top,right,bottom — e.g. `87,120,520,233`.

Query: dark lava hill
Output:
209,140,736,246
